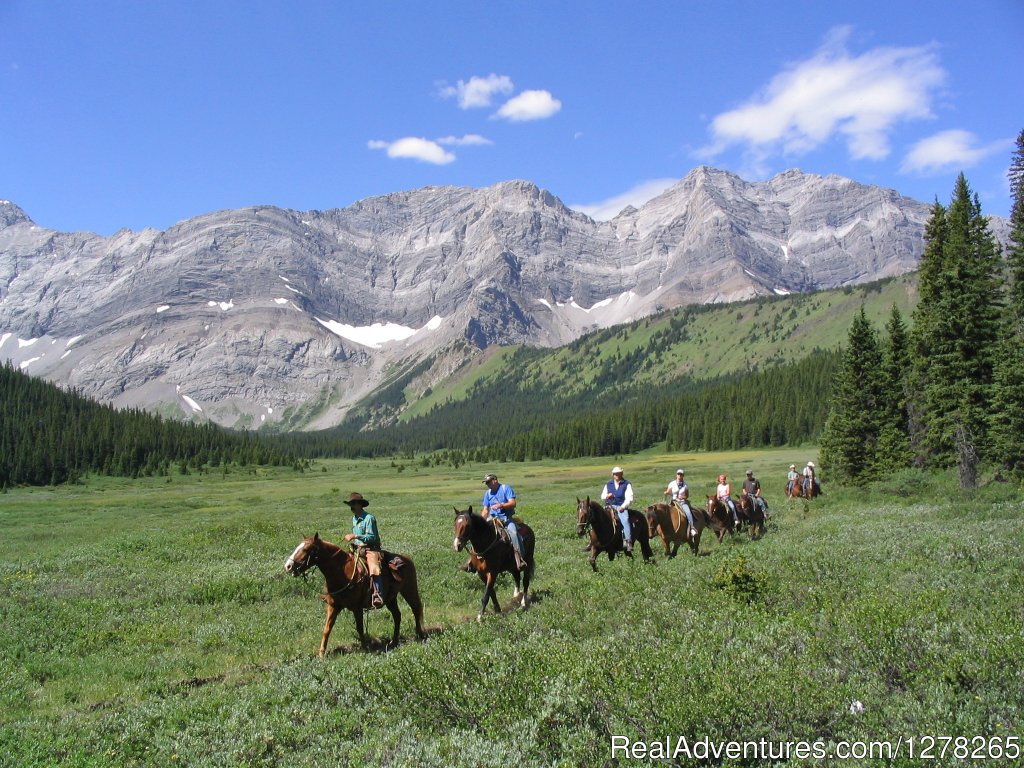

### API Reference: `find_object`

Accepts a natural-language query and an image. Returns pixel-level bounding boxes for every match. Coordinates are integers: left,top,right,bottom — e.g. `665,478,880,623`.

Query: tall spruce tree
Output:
989,128,1024,472
820,307,884,483
875,304,912,471
908,174,1003,485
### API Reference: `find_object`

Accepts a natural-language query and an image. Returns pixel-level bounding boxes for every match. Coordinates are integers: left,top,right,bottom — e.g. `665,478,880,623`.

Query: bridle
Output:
577,500,616,549
454,512,502,559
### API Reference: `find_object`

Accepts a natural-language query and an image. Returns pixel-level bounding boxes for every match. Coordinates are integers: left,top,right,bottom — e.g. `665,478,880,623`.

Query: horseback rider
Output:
742,469,768,517
787,464,799,496
802,461,817,495
482,473,527,571
601,466,634,553
664,468,696,539
717,474,740,527
342,492,385,609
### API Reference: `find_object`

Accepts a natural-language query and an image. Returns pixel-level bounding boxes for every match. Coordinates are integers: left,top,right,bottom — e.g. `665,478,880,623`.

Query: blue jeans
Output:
617,508,632,542
501,519,524,558
676,501,695,529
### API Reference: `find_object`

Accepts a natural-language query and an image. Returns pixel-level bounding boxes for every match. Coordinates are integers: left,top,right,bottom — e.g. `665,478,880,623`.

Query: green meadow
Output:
2,450,1022,767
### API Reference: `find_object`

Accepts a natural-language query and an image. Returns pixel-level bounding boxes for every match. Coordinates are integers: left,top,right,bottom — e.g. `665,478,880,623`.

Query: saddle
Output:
382,550,407,582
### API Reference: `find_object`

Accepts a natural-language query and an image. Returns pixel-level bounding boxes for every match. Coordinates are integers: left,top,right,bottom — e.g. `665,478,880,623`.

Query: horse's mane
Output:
457,508,490,534
310,536,345,558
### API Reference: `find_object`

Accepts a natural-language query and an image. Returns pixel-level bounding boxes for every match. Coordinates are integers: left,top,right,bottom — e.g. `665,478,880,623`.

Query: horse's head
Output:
706,496,721,517
644,504,661,537
575,496,593,537
453,506,474,552
284,534,321,577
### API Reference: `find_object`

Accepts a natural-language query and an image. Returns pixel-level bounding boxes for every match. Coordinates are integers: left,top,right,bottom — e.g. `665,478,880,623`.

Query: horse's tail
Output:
397,557,426,635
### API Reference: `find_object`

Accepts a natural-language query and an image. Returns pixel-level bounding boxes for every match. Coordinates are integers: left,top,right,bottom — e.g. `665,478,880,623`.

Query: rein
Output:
456,514,503,560
305,542,365,598
580,504,617,549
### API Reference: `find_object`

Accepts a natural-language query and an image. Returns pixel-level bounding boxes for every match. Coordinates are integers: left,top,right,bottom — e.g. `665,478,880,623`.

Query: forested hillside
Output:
0,363,294,487
3,275,914,484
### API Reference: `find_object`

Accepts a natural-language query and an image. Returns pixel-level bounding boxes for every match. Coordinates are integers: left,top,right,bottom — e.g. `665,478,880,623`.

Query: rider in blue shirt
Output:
482,473,526,570
601,466,634,553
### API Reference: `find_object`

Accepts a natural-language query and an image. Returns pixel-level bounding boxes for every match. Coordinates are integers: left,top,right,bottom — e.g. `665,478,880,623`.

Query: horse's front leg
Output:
589,539,599,571
319,603,339,657
478,573,495,622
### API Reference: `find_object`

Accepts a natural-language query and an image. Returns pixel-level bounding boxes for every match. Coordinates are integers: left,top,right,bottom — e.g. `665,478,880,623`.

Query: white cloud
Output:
436,134,493,147
570,178,679,221
368,137,455,165
495,89,562,122
901,129,1011,175
440,74,514,109
698,27,945,164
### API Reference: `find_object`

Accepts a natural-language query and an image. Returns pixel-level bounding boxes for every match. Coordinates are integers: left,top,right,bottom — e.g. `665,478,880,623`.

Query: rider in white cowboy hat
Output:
601,466,634,553
664,468,696,538
802,462,817,495
787,464,799,496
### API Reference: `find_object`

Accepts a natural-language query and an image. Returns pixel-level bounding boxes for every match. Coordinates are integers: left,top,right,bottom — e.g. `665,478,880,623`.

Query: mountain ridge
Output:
0,167,953,429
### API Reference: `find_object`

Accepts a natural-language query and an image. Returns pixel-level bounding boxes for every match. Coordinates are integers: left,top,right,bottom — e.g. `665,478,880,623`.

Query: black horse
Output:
575,496,653,571
453,506,535,622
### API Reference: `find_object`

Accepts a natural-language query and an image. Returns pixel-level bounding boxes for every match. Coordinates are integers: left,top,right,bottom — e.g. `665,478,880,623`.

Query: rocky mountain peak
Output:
0,200,32,228
1,168,956,430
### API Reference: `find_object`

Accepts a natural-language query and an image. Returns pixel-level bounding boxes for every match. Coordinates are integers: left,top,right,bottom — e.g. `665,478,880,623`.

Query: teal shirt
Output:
351,511,381,548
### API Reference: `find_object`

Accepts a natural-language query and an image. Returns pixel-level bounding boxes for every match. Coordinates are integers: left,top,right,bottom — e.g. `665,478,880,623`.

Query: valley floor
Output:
1,449,1021,766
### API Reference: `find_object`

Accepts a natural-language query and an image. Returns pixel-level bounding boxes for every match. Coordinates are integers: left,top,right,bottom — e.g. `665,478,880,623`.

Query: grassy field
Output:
2,449,1022,767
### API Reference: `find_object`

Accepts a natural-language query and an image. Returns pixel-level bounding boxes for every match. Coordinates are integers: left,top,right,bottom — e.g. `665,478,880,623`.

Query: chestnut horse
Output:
575,497,653,571
284,534,425,656
453,506,535,622
736,491,766,539
704,496,736,543
644,502,705,557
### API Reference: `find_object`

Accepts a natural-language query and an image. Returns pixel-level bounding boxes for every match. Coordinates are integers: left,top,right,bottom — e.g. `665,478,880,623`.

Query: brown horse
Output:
704,496,736,543
787,475,820,499
453,507,535,622
284,534,425,656
644,501,705,557
736,491,766,539
575,496,654,571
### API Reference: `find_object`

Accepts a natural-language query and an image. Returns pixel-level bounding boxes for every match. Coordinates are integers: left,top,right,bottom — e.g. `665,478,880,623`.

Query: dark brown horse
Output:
736,491,766,539
284,534,425,656
575,496,653,571
704,496,736,543
644,501,705,557
453,506,535,622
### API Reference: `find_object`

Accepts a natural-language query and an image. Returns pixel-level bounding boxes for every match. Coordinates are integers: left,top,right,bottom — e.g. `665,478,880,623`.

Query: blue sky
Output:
2,1,1022,235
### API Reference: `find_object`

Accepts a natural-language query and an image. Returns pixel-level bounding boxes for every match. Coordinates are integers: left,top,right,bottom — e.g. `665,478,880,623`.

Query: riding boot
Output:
371,576,384,609
623,536,633,554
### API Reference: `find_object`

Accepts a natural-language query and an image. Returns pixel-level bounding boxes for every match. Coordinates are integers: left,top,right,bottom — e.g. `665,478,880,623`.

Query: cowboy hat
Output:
343,492,369,507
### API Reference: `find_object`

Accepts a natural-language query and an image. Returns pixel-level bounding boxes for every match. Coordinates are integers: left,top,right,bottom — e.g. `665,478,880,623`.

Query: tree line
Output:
821,130,1024,486
0,362,296,487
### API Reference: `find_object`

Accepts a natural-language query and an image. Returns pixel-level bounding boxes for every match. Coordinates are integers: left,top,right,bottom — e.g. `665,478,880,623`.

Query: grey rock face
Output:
0,168,943,428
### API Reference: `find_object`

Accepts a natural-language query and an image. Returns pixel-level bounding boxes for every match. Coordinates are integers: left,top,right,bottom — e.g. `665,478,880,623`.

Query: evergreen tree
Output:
820,308,884,483
876,304,912,471
990,128,1024,472
908,174,1003,484
1007,128,1024,321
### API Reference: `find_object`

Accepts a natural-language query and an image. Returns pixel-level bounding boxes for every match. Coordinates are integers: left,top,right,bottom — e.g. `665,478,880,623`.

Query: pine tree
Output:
875,304,912,471
990,128,1024,473
820,308,884,483
908,174,1003,485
